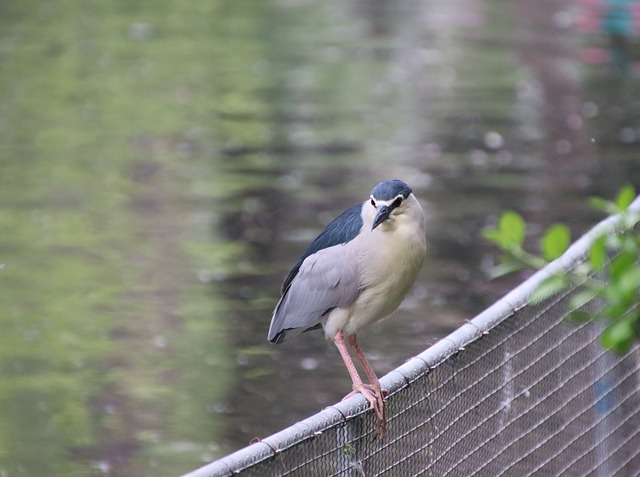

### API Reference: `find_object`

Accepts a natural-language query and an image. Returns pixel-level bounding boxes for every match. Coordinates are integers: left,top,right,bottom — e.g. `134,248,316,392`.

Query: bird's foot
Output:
344,383,388,398
343,384,387,437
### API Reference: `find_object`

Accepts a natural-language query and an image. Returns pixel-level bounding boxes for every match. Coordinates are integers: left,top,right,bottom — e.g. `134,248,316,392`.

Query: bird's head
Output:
368,179,418,230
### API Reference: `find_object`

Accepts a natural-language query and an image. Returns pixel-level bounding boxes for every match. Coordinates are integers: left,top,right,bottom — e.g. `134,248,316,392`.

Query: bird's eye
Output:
370,199,376,208
393,197,403,208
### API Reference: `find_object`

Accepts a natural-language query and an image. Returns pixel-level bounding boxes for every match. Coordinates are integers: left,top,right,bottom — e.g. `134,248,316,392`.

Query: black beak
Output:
372,205,392,230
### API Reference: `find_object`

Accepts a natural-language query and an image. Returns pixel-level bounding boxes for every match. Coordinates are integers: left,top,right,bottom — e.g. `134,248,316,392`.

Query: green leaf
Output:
567,311,594,323
590,185,636,215
620,233,639,253
530,274,569,303
485,255,527,279
588,235,607,271
499,210,525,249
610,249,637,281
588,196,618,215
615,184,636,211
569,289,599,311
607,232,633,253
483,210,525,250
541,224,571,261
482,228,504,247
601,317,635,354
604,300,630,321
608,266,640,308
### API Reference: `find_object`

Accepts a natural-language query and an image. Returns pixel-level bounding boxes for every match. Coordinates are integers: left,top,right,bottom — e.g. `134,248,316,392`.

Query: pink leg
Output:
333,329,365,388
347,335,382,391
347,334,387,435
334,331,387,436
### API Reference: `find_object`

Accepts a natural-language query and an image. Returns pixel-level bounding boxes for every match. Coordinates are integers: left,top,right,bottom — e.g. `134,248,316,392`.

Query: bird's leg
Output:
347,335,385,395
347,334,387,435
334,330,387,436
333,329,366,388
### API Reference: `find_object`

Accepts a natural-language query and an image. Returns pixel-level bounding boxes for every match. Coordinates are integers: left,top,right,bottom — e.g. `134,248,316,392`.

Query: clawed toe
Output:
344,384,387,436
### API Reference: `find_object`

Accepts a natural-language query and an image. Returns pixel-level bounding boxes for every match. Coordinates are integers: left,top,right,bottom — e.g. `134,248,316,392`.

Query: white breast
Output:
323,194,426,338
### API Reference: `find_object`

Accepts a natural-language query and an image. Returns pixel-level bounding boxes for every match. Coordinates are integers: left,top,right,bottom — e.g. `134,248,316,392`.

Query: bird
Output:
268,179,426,435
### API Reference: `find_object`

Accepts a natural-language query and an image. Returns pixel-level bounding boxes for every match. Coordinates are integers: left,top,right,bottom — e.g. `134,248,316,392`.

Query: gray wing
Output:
268,243,360,343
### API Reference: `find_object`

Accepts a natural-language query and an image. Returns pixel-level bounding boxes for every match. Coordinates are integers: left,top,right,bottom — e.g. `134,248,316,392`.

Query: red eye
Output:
370,199,376,208
393,197,403,207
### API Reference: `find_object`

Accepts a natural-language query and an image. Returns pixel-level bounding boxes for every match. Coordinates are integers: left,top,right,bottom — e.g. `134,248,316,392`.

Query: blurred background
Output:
1,0,640,476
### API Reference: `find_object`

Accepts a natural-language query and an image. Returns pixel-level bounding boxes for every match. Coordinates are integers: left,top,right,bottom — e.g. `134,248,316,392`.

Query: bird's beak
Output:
372,205,392,230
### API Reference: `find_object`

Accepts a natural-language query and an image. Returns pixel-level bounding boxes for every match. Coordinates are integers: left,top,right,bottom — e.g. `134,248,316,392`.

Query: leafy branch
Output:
483,185,640,354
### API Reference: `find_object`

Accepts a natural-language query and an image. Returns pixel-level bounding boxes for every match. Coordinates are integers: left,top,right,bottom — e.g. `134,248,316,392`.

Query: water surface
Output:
1,1,639,476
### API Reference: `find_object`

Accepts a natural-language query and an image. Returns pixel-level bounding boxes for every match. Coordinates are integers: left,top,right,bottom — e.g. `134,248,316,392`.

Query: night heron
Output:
268,179,426,434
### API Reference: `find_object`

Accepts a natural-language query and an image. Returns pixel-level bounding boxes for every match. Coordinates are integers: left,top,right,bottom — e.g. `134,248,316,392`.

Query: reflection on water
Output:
1,0,639,476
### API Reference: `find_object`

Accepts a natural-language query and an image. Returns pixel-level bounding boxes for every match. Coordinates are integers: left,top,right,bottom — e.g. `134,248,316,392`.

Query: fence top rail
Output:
182,196,640,477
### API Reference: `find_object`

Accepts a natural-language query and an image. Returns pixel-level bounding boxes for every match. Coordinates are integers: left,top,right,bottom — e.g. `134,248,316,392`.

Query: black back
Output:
281,203,363,293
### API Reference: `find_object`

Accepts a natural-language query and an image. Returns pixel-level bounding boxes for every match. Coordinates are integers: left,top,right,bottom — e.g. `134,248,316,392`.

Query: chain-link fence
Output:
183,200,640,477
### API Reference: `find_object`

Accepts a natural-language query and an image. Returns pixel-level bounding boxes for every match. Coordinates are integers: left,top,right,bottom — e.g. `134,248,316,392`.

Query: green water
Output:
1,1,639,476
